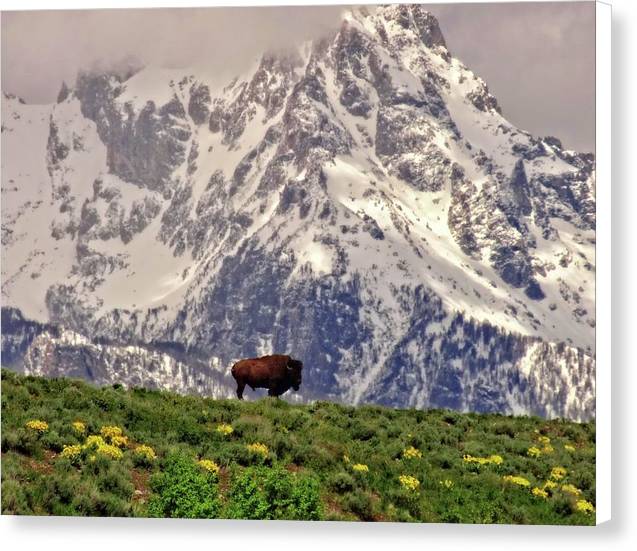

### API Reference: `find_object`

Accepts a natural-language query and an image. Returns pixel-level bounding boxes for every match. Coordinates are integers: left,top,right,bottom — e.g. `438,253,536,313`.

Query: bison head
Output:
286,358,303,391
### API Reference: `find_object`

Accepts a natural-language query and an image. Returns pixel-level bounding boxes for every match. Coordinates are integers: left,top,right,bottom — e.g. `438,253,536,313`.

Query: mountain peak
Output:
371,4,447,50
57,81,71,104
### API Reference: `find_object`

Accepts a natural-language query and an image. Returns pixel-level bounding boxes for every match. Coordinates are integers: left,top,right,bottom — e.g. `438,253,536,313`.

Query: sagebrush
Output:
1,370,595,524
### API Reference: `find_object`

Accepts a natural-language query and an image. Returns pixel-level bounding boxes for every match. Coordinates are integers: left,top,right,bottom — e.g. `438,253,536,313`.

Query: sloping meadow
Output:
1,370,595,524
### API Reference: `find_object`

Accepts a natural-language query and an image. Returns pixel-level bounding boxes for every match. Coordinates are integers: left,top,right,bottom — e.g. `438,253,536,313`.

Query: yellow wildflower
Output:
542,444,554,454
84,435,106,450
503,475,531,487
100,425,123,441
575,499,595,514
537,435,551,445
531,487,548,499
463,454,503,466
216,423,234,436
543,480,558,490
111,435,129,448
25,420,48,433
399,475,420,491
60,444,83,460
246,442,269,457
564,444,576,452
527,446,542,458
134,445,157,461
352,463,369,473
343,454,350,463
561,484,582,497
72,421,86,434
550,466,567,481
439,479,454,489
402,446,422,459
96,443,123,460
198,459,220,475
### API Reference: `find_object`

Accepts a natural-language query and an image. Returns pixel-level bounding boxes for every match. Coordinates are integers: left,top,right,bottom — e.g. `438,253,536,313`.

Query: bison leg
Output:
268,383,281,397
236,381,246,400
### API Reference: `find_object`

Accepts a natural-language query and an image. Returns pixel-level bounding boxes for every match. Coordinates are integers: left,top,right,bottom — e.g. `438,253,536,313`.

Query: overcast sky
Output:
1,2,595,152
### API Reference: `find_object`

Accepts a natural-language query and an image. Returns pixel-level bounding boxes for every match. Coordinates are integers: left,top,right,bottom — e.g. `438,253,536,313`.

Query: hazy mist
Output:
1,2,595,152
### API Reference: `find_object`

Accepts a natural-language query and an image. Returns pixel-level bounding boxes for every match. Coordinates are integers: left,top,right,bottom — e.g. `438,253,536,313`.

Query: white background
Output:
1,0,635,549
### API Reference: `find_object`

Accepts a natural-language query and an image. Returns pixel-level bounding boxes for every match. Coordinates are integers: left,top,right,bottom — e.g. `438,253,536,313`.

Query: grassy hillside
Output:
1,369,596,524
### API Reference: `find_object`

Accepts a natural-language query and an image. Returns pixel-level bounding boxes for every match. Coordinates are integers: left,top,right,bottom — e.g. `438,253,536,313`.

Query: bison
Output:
230,354,303,399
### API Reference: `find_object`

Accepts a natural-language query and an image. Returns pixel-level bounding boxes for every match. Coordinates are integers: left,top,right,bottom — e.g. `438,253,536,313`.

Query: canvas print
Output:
1,2,597,524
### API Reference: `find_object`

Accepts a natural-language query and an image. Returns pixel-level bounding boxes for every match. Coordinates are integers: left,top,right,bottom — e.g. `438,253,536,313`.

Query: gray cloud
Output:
1,2,594,152
425,2,595,152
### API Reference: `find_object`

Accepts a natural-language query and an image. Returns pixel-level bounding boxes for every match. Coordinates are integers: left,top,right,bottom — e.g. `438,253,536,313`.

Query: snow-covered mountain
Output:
1,5,595,420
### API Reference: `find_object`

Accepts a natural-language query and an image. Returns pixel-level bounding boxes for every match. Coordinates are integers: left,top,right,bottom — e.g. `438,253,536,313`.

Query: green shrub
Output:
291,443,333,471
41,429,65,453
2,478,31,515
175,420,204,445
328,472,356,493
224,467,271,519
4,428,41,457
341,489,377,521
492,420,518,438
96,463,134,501
147,453,221,518
62,386,87,409
225,466,322,520
429,450,456,470
91,491,132,517
350,422,377,441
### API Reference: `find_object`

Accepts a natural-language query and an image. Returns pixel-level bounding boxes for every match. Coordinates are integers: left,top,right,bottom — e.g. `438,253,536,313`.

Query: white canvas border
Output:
594,0,611,526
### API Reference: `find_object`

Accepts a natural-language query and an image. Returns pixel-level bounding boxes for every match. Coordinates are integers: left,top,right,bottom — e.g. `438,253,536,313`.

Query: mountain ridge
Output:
1,5,596,419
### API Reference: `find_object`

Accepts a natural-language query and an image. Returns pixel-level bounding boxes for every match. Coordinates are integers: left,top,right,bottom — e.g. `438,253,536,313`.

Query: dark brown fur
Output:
230,354,303,399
